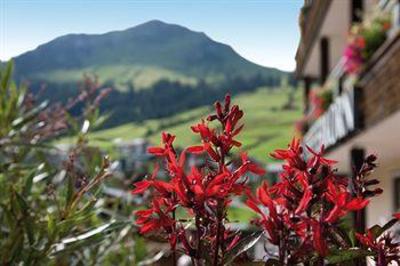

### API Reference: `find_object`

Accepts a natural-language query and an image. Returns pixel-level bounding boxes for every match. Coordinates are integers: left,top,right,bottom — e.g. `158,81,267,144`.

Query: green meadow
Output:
65,87,302,163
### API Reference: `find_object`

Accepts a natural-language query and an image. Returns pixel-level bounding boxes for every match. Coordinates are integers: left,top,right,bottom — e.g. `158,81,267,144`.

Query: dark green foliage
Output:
326,249,374,264
0,62,137,265
360,17,390,60
29,74,279,129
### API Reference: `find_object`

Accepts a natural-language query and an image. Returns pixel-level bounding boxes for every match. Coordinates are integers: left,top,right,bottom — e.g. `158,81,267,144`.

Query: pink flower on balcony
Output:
343,37,364,74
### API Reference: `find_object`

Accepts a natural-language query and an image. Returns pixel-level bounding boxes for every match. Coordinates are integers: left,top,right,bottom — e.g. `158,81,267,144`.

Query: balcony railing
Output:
304,83,355,152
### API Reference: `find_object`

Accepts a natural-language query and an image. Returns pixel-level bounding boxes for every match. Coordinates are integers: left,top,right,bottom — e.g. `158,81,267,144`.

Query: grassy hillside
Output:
32,65,199,91
70,87,302,162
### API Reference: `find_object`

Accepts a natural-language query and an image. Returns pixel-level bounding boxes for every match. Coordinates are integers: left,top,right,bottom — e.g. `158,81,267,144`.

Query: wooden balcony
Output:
358,32,400,129
303,29,400,152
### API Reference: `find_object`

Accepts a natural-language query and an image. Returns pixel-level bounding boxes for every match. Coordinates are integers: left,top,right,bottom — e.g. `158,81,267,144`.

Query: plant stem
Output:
213,212,222,266
279,239,285,265
172,209,177,266
278,221,286,266
354,210,366,266
213,150,226,266
196,216,202,266
172,250,176,266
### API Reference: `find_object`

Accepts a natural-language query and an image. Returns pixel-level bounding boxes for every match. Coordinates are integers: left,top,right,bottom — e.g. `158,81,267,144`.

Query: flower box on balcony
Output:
303,86,356,152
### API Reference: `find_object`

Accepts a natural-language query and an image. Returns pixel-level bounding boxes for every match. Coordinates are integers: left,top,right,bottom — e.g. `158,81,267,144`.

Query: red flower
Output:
271,138,307,171
135,198,176,235
226,234,241,251
295,186,313,215
355,230,376,248
256,182,277,221
324,181,369,223
306,144,337,168
131,179,151,194
131,164,159,194
132,94,267,263
247,137,387,263
191,120,215,141
186,145,205,154
192,95,244,157
147,132,176,156
245,182,280,245
393,213,400,220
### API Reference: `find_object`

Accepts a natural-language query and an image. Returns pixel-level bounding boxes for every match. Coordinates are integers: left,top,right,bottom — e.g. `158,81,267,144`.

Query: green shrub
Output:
0,62,134,265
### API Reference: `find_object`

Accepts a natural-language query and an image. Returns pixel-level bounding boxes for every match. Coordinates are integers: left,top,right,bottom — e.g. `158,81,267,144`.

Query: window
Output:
351,0,364,23
394,177,400,211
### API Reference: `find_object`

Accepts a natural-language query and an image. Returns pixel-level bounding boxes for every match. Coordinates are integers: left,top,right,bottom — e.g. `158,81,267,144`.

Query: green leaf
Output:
23,169,36,197
57,212,94,236
15,191,35,244
369,218,398,238
134,236,148,262
1,61,13,92
11,100,48,128
348,228,356,247
65,170,75,208
326,249,374,264
47,214,57,242
1,203,15,229
8,229,25,263
51,220,128,255
333,224,354,248
369,224,383,238
224,231,263,265
65,112,79,133
92,112,111,129
15,190,29,211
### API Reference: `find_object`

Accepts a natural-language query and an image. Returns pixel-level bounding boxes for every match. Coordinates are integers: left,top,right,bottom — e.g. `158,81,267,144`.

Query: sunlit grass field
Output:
69,86,302,163
34,65,198,90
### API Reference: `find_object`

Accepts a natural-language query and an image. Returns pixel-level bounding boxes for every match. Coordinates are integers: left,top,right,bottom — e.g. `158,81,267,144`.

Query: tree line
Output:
28,73,297,129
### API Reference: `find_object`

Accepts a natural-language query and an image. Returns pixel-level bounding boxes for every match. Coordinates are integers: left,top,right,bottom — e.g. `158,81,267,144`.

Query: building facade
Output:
296,0,400,228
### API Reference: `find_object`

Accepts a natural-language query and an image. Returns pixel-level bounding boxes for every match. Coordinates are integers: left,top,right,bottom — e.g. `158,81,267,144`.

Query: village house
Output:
296,0,400,229
116,138,152,175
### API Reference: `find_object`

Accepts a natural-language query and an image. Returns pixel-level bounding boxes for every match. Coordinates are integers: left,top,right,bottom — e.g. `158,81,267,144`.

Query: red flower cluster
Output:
246,140,400,265
356,230,400,265
131,95,400,265
132,95,265,265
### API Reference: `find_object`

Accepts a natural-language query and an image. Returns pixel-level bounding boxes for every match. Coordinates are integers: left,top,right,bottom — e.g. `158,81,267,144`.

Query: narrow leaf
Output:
370,218,398,238
224,231,263,265
326,249,374,264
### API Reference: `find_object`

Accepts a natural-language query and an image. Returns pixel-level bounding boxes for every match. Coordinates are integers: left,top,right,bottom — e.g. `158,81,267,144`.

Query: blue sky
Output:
0,0,302,71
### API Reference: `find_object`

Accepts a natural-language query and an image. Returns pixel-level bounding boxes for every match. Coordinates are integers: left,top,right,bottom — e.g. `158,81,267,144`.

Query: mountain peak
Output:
14,21,284,81
139,19,169,27
128,19,194,35
131,19,171,31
